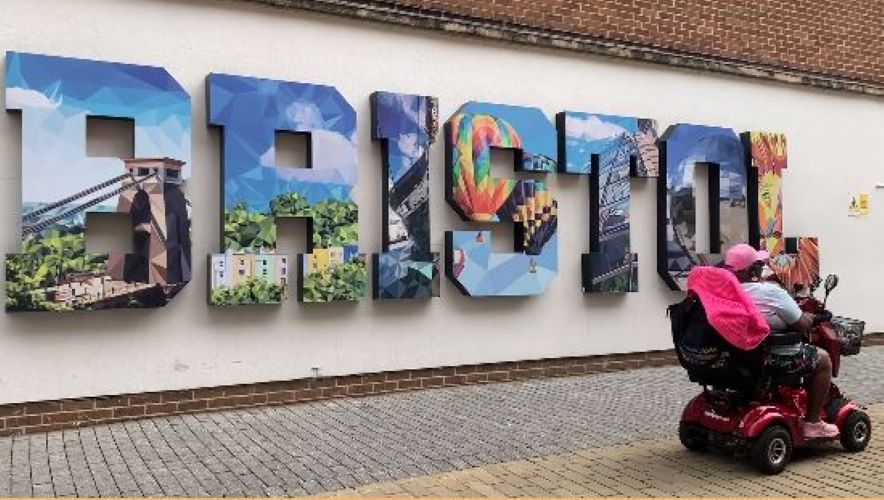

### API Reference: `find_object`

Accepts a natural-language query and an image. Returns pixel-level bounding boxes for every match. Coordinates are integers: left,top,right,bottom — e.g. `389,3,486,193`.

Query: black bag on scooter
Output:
668,294,761,394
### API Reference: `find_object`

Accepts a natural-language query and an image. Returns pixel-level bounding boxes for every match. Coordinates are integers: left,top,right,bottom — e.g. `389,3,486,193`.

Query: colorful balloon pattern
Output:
445,106,558,297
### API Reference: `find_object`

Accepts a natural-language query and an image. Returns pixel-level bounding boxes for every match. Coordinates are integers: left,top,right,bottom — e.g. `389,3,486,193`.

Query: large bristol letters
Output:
207,74,366,305
746,132,819,291
558,112,658,293
657,124,749,290
445,103,559,297
371,91,440,300
3,51,819,310
5,52,192,312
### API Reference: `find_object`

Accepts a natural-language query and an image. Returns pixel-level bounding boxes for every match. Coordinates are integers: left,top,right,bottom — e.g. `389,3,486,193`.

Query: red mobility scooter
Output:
671,274,871,474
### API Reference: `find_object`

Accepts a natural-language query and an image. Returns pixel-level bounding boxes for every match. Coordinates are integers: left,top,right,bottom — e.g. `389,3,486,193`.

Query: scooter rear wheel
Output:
678,421,708,452
840,411,871,452
751,425,792,475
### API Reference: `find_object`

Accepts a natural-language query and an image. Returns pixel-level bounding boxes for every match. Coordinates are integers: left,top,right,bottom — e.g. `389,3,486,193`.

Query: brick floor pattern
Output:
336,405,884,498
1,346,882,497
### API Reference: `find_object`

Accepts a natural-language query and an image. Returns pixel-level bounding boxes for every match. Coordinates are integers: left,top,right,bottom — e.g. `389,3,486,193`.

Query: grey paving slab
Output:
0,438,11,497
1,345,883,497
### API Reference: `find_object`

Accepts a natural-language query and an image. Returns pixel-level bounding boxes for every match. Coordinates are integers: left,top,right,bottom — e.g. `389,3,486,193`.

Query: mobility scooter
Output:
672,273,871,474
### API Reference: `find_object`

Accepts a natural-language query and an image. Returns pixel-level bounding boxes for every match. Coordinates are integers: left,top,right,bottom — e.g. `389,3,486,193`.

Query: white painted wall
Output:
1,0,882,405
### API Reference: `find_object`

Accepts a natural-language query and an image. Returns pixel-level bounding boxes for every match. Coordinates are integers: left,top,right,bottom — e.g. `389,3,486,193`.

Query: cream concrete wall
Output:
1,0,882,405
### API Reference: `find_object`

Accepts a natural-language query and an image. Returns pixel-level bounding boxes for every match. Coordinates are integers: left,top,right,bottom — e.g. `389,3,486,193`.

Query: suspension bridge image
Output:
12,158,191,311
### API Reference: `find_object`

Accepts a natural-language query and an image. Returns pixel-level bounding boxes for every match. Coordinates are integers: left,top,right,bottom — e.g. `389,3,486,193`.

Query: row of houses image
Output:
211,245,361,291
210,251,289,290
303,245,360,274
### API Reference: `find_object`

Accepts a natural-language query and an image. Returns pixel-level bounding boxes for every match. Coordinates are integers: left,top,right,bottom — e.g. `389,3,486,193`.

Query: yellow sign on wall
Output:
849,193,870,217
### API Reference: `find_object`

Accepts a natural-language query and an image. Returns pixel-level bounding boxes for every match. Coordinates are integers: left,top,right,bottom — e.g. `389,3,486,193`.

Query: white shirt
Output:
741,281,804,331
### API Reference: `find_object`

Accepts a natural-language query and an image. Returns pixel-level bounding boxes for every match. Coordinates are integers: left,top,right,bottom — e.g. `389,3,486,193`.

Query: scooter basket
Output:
831,316,865,356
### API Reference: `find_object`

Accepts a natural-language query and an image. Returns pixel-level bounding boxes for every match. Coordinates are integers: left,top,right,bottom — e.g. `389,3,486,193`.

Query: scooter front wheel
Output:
751,425,792,475
840,411,871,452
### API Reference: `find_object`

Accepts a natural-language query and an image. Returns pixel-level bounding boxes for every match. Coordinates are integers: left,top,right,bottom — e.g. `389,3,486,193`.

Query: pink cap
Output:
725,243,770,271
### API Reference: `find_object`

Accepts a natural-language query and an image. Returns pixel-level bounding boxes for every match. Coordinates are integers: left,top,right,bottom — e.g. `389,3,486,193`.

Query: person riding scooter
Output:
724,243,838,439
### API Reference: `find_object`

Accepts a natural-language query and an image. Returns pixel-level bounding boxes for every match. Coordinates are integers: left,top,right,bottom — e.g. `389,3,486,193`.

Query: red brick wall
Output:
382,0,884,85
248,0,884,94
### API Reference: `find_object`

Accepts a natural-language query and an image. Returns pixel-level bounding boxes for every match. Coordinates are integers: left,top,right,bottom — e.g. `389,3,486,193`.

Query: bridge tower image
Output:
107,158,191,287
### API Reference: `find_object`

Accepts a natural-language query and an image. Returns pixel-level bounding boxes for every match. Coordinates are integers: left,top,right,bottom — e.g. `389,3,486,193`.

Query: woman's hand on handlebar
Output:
813,310,833,325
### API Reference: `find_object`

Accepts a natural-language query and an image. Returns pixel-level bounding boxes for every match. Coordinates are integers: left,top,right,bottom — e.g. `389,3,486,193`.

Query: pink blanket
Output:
687,266,770,350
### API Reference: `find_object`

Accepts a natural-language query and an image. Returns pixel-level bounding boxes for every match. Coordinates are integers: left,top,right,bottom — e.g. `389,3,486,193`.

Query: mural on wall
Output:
747,131,819,291
207,74,365,305
0,52,819,308
445,103,558,296
371,91,440,299
5,52,192,312
658,124,748,290
558,112,659,293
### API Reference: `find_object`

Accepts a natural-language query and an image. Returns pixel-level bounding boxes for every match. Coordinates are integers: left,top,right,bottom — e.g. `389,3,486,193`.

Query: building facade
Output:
0,0,882,431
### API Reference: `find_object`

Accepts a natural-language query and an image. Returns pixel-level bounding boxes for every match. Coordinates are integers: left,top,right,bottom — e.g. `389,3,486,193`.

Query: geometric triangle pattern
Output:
444,104,559,297
749,131,819,292
559,112,658,293
371,91,440,300
658,123,748,291
207,73,365,304
5,52,192,312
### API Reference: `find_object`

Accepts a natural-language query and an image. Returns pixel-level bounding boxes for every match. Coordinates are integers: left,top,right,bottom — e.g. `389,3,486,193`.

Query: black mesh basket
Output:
831,316,865,356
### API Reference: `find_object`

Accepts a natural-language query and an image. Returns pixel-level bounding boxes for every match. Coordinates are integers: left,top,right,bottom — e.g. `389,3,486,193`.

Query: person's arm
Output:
790,312,815,332
769,286,814,332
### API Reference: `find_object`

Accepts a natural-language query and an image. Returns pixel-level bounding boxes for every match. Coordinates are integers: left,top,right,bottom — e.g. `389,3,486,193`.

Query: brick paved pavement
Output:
1,346,882,497
334,404,884,498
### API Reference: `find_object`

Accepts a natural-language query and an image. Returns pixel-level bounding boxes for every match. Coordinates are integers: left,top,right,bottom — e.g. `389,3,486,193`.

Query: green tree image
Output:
6,228,106,312
270,192,310,218
272,194,359,248
308,200,359,247
217,194,365,304
301,257,367,303
223,202,276,251
209,278,285,306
